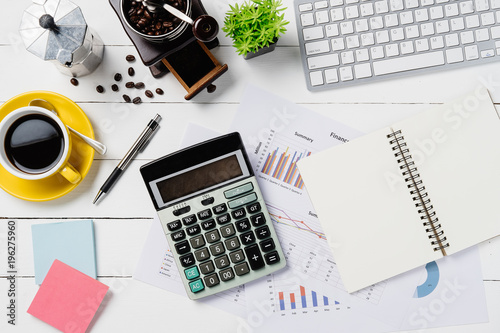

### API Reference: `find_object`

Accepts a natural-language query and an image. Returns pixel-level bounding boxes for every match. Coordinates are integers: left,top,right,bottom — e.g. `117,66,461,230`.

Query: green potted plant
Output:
222,0,289,60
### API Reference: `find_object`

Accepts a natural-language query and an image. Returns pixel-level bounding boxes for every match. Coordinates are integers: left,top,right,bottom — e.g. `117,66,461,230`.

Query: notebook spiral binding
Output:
387,129,449,255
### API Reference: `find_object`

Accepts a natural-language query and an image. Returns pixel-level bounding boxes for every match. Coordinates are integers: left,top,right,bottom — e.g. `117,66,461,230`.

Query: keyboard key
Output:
228,193,258,209
240,231,256,246
225,237,241,250
199,260,215,274
354,63,373,78
305,40,330,55
167,220,182,231
186,224,201,236
204,274,220,287
264,251,281,265
310,71,324,86
446,47,464,63
184,266,200,280
301,13,315,26
229,249,245,263
209,242,225,256
205,230,221,243
212,203,227,214
260,238,276,252
373,51,445,75
465,45,479,60
189,279,204,293
201,197,214,206
171,230,186,242
299,3,313,12
224,182,253,199
219,267,235,282
303,26,324,41
234,262,250,276
255,226,271,239
216,213,231,225
325,68,339,83
247,202,261,214
232,208,246,219
175,240,191,254
244,244,265,270
220,224,236,238
197,209,212,220
190,235,206,249
339,66,354,81
481,49,495,58
194,247,210,261
214,255,230,269
316,10,330,24
330,8,345,21
315,0,328,9
201,219,216,230
180,253,196,267
182,214,197,226
173,206,190,216
236,218,252,232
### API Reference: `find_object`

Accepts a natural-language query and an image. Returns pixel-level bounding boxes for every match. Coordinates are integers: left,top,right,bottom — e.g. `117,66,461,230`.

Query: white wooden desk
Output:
1,0,500,332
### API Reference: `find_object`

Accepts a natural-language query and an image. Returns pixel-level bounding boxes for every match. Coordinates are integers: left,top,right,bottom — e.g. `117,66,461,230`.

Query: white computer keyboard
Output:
294,0,500,90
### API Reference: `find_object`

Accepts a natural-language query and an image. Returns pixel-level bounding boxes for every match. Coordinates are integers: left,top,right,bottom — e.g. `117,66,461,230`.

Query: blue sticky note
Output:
31,220,97,285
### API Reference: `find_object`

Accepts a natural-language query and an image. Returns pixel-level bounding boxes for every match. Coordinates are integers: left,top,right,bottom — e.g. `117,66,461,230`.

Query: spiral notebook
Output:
297,89,500,293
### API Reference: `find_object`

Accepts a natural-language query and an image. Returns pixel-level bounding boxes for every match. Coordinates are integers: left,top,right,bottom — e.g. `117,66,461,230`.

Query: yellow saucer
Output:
0,91,95,201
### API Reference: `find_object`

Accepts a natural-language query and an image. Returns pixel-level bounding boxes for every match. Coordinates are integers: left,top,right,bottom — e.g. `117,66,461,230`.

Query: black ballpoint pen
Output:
93,114,162,204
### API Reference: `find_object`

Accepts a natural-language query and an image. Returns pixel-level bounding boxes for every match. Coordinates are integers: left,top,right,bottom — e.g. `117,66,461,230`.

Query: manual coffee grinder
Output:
110,0,228,100
19,0,104,77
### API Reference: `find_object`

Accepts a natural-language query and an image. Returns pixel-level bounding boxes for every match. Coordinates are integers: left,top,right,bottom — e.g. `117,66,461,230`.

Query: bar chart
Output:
278,285,340,311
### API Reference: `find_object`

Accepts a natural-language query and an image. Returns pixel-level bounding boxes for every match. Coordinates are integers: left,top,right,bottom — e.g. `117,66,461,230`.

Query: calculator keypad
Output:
162,179,286,300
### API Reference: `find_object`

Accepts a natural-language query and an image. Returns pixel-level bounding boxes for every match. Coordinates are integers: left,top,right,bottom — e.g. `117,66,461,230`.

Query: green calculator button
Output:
184,266,200,280
189,279,205,293
228,193,257,209
224,182,254,199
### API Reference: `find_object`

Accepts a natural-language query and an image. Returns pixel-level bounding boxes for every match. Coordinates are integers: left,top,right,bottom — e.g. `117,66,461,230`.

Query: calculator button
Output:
219,267,235,282
189,279,204,293
216,213,231,225
259,238,276,252
224,237,241,251
194,248,210,261
197,209,212,220
250,213,266,227
189,235,206,249
186,224,201,236
247,202,261,214
184,266,200,280
228,193,258,209
214,255,230,269
205,230,221,243
175,240,191,254
167,220,182,231
201,219,216,230
235,218,251,232
220,224,236,238
199,260,215,274
240,231,256,246
234,262,250,276
180,253,196,267
229,249,245,263
255,226,271,240
182,214,197,226
244,244,265,270
264,251,281,265
173,206,191,216
171,230,186,242
209,242,225,256
224,182,254,199
213,203,227,214
204,274,220,287
201,197,215,206
232,208,246,219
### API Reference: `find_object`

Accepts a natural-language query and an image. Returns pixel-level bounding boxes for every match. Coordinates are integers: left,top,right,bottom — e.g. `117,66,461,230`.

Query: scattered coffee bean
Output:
125,81,135,88
133,97,142,104
112,84,119,92
70,78,79,86
145,90,154,98
114,73,122,81
207,84,217,93
128,67,135,76
96,85,104,93
155,88,164,95
123,94,131,103
126,54,136,62
135,82,145,89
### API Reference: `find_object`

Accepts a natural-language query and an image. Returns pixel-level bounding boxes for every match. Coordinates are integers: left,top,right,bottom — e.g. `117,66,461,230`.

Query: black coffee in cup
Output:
4,114,64,174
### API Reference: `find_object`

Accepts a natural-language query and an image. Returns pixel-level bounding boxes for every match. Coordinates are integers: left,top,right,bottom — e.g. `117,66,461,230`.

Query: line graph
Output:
267,203,326,240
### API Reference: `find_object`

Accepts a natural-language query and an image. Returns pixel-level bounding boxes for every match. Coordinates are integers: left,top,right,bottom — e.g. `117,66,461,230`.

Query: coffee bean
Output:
128,67,135,76
114,73,122,81
123,94,131,103
145,90,154,98
207,84,216,93
126,55,136,62
133,97,142,104
135,82,145,89
96,85,104,93
125,81,135,88
155,88,164,95
112,84,119,92
70,78,79,86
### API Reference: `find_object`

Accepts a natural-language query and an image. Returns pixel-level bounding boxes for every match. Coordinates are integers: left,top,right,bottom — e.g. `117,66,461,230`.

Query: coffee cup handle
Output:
59,163,82,184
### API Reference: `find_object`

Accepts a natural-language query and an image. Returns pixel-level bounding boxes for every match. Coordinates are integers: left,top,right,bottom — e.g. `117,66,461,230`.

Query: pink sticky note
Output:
28,260,109,333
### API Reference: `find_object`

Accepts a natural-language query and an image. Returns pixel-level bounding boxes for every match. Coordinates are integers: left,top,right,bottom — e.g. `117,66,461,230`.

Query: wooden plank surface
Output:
1,0,499,332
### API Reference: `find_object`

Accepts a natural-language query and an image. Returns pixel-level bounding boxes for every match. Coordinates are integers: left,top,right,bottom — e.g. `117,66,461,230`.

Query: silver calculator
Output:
140,132,286,299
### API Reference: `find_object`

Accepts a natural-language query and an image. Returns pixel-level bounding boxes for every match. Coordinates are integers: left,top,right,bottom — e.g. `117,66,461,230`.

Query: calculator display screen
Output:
150,151,250,207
